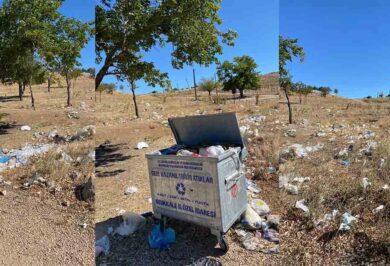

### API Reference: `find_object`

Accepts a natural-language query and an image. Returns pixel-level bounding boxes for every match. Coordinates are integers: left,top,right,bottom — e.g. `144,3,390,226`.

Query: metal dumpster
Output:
146,112,247,251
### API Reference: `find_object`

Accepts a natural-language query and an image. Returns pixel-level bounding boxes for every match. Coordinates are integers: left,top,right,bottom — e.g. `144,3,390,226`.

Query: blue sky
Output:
59,0,95,69
281,0,390,98
100,0,279,94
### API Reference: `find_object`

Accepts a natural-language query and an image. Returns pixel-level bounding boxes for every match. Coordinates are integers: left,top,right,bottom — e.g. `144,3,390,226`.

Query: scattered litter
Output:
1,144,53,168
95,235,109,257
124,186,138,195
0,155,10,164
295,199,309,213
260,246,279,254
241,205,264,230
240,125,249,135
285,184,299,195
372,205,384,214
177,149,201,157
281,143,324,160
339,212,357,231
382,184,389,190
242,235,259,250
361,177,371,192
324,209,338,221
136,142,149,150
0,190,6,196
80,223,88,229
199,145,225,157
316,131,327,137
285,129,297,137
71,125,95,141
148,224,176,249
246,115,266,124
259,228,279,243
246,179,261,193
115,212,146,236
342,160,350,167
251,199,270,216
20,125,31,131
67,111,80,119
362,130,375,139
278,175,289,188
360,141,377,156
267,166,276,173
292,176,310,183
266,215,280,230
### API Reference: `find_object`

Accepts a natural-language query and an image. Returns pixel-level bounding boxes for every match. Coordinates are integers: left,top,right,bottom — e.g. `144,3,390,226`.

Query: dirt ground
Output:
95,89,390,265
0,76,95,266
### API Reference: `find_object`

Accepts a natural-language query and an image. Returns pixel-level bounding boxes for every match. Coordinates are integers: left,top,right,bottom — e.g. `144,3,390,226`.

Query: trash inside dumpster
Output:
146,112,248,251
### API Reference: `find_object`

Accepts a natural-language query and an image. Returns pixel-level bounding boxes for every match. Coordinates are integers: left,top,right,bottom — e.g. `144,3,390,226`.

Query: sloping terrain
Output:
95,88,389,265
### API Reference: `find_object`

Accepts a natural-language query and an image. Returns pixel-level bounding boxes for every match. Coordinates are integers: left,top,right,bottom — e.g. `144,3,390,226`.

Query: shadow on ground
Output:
0,95,24,102
0,120,18,135
96,216,225,266
95,142,137,177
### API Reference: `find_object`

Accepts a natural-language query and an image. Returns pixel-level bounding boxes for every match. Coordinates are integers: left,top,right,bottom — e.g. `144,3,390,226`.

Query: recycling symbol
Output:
176,183,186,195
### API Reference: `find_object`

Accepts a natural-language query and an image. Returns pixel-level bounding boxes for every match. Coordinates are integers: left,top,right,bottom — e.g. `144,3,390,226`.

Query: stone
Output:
80,176,95,201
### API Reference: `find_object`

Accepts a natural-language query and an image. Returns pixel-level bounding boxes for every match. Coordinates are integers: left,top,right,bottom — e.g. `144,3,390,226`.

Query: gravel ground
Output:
0,189,94,266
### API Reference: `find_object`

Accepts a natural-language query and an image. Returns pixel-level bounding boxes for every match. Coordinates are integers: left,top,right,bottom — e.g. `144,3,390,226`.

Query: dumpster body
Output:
146,113,247,250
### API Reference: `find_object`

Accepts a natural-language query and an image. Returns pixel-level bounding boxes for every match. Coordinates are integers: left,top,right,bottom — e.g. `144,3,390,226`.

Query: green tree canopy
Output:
199,78,219,97
279,35,305,124
217,55,260,98
0,0,91,107
95,0,237,90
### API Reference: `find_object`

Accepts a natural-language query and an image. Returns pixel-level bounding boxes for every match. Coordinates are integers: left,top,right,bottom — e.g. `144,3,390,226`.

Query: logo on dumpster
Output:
176,183,186,195
231,184,239,198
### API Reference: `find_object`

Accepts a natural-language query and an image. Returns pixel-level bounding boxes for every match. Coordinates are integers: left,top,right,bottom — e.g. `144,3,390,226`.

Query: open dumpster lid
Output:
168,112,244,148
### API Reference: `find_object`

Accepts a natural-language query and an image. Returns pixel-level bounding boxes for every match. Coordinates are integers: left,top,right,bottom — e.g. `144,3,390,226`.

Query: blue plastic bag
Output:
0,155,10,164
148,224,175,250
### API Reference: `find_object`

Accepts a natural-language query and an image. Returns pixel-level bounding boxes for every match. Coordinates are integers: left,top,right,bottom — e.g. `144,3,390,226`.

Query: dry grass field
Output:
95,87,389,265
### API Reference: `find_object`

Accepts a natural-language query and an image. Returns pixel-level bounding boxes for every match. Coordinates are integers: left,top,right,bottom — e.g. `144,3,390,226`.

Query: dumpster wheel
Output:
219,234,229,252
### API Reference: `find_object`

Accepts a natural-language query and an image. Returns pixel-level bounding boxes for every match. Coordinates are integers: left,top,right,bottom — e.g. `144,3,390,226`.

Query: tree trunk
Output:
66,73,71,106
18,82,23,101
193,68,198,101
29,83,35,110
95,50,116,90
284,88,292,124
130,81,139,118
239,89,244,98
22,82,26,93
47,77,51,93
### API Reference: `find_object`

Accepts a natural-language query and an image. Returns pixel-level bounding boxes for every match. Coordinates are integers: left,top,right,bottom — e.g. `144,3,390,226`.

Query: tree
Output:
217,56,260,98
334,88,339,95
279,36,305,124
97,83,115,103
0,0,63,104
0,0,90,108
293,81,305,104
115,57,167,118
199,78,219,98
319,87,331,97
95,0,237,90
44,16,91,106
